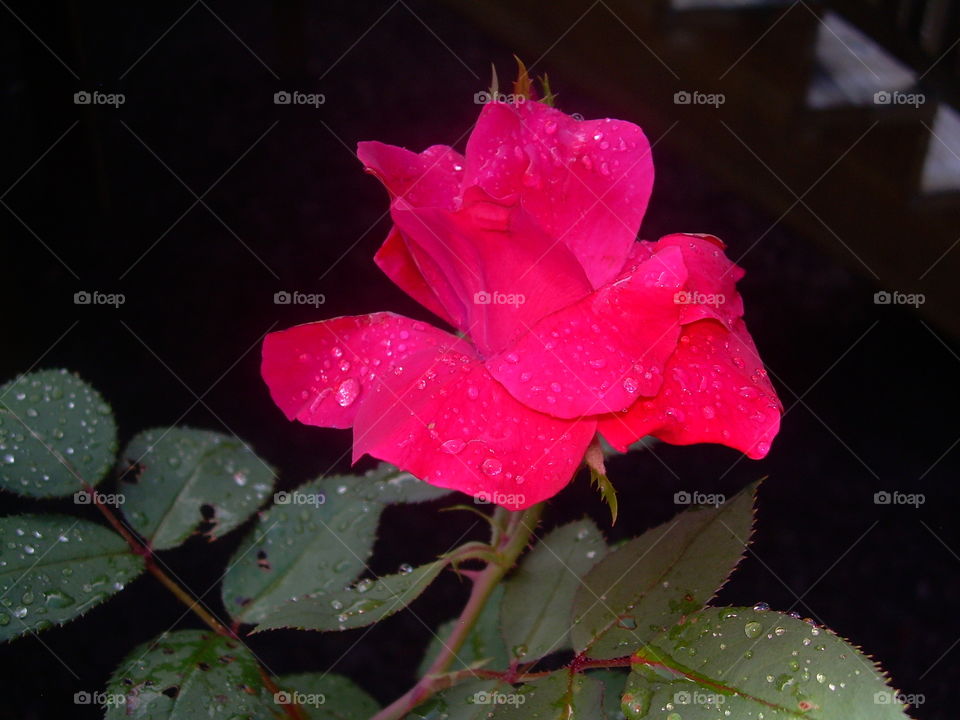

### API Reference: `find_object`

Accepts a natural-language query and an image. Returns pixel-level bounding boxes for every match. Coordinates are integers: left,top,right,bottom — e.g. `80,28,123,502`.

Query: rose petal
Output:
599,319,782,458
464,101,654,288
357,141,464,210
655,233,745,327
487,245,687,418
261,313,458,428
392,187,593,356
352,342,596,510
373,227,464,328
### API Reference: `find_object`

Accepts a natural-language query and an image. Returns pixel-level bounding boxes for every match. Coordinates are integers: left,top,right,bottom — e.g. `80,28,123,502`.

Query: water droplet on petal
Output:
481,458,503,476
440,438,466,455
336,378,360,407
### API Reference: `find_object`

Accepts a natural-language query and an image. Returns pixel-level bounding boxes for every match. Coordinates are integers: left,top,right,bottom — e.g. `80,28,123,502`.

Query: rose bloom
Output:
262,99,781,510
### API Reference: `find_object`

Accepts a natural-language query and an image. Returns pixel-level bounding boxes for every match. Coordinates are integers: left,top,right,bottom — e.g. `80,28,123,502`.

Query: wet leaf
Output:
0,514,143,642
0,369,117,498
419,671,603,719
253,561,445,633
501,519,606,661
276,672,379,720
624,607,911,719
105,629,275,719
118,428,275,550
356,463,453,505
222,476,381,625
571,482,757,658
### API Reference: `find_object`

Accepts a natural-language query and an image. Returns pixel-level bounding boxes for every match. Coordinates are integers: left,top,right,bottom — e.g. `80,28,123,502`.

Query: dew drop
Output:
336,378,360,407
744,621,763,638
440,438,466,455
481,458,503,476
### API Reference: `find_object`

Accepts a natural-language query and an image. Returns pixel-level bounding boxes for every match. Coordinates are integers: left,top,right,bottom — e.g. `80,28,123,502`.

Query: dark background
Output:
1,2,957,718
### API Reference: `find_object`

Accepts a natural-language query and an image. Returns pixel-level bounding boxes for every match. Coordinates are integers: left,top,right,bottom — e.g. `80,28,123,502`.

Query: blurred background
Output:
1,1,958,717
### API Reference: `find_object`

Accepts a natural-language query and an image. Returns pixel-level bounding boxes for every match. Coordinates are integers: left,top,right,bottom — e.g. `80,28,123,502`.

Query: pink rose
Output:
262,99,781,509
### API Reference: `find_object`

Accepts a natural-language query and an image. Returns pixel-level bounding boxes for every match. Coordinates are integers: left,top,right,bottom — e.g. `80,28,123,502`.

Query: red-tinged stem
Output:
84,486,307,720
370,503,544,720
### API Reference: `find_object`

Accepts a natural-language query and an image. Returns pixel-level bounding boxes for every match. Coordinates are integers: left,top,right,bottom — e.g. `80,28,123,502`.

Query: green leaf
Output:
571,481,757,658
253,561,446,633
0,369,117,497
222,476,382,625
118,428,275,550
105,629,276,719
0,514,143,642
422,672,603,719
276,672,379,720
623,607,911,719
357,463,453,505
407,679,503,720
501,519,607,662
418,585,509,676
588,669,628,720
